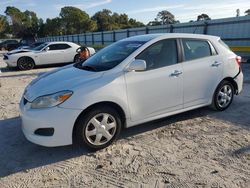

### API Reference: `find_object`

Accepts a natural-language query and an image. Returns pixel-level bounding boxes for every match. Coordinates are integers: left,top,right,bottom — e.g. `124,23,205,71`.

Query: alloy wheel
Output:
216,84,233,108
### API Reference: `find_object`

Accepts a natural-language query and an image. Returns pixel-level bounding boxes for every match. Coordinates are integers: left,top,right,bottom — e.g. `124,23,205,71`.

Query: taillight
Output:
235,56,241,66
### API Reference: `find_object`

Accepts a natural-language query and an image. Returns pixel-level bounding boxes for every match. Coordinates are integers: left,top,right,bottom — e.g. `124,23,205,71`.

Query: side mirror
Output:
76,48,81,53
45,47,50,51
128,59,146,72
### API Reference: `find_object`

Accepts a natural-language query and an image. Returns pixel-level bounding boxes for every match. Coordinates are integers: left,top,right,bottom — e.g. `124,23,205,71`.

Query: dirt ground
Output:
0,54,250,188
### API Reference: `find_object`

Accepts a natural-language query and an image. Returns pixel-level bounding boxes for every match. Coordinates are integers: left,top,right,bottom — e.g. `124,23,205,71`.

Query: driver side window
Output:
136,39,178,70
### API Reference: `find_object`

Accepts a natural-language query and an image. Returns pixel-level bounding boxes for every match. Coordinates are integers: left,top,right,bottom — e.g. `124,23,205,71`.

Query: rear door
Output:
181,39,223,108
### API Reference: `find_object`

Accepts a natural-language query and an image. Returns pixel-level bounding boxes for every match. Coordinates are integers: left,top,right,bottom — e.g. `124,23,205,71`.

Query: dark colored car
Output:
0,40,19,50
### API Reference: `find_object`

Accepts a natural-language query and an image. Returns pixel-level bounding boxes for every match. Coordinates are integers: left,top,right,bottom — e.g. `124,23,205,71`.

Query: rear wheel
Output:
211,80,234,111
17,57,35,70
74,106,122,150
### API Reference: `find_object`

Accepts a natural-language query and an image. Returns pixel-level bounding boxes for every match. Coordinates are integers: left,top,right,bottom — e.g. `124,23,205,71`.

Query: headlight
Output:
31,91,73,109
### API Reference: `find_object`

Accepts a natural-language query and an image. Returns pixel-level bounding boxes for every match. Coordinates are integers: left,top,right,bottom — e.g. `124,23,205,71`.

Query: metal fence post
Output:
170,25,174,33
113,31,116,42
203,22,208,35
84,32,87,45
146,27,149,34
77,34,80,44
92,33,94,45
101,31,104,45
127,29,130,37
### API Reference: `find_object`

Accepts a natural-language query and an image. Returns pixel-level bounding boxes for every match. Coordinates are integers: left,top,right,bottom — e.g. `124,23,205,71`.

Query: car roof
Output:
46,41,78,45
123,33,220,42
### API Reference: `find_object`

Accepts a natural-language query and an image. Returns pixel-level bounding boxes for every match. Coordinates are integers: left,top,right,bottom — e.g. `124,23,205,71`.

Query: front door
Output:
38,44,65,65
125,39,183,122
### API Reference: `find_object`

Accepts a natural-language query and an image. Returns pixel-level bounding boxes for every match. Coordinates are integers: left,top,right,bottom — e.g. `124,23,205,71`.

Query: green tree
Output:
92,9,114,31
147,18,162,26
60,6,96,34
5,6,25,37
128,18,144,28
157,10,177,24
0,15,8,37
92,9,144,31
197,13,211,21
148,10,178,25
5,6,39,37
23,10,39,37
245,9,250,15
43,17,63,36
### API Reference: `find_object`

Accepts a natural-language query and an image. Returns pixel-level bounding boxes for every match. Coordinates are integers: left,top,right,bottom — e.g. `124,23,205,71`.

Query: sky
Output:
0,0,250,24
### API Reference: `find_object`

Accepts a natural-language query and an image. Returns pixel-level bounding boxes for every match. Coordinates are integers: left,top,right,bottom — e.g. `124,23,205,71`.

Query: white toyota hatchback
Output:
20,33,243,150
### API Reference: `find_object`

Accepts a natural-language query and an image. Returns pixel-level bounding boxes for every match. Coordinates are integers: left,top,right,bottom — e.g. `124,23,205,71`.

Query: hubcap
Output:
85,113,117,146
217,84,233,108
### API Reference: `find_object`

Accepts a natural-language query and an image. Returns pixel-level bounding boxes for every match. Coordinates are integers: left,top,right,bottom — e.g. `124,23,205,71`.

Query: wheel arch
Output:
72,101,126,143
17,56,36,65
221,77,238,94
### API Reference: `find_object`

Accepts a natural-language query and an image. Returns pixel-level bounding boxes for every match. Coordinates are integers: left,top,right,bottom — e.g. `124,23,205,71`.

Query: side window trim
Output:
180,38,215,62
208,41,218,55
177,38,185,63
135,38,181,71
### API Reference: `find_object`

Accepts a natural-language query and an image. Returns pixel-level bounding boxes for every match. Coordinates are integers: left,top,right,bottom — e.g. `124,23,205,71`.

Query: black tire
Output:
74,106,122,150
210,80,234,111
74,54,80,63
17,57,35,70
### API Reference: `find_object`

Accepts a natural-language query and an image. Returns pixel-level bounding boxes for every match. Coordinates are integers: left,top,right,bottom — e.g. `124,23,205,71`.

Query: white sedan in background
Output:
3,42,94,70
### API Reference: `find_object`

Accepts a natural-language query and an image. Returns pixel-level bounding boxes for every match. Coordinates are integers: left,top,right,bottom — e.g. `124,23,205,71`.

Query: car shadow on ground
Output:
1,102,249,178
0,117,89,178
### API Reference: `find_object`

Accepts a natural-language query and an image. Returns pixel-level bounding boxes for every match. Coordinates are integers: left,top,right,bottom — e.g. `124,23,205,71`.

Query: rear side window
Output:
182,39,211,61
48,44,71,50
59,44,71,49
136,39,178,70
48,44,61,51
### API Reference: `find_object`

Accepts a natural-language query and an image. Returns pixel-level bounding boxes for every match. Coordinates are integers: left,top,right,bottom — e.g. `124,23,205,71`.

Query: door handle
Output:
211,61,221,67
170,70,182,77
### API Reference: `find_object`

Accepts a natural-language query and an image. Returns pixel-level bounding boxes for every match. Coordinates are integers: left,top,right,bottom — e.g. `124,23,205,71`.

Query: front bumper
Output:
3,56,17,67
19,97,81,147
234,69,243,94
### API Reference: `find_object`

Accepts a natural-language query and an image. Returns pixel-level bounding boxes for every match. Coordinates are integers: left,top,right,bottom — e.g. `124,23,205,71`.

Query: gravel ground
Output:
0,54,250,188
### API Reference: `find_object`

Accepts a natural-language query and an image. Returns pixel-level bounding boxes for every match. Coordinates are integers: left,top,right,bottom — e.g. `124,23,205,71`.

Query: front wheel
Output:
74,106,122,150
17,57,35,70
211,80,234,111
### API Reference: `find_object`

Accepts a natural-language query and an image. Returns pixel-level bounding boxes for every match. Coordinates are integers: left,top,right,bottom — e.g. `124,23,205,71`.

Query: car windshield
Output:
75,40,146,72
32,43,48,51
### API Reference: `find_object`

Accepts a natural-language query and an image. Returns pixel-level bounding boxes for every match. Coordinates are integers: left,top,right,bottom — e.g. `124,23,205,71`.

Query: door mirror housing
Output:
44,47,50,52
128,59,146,72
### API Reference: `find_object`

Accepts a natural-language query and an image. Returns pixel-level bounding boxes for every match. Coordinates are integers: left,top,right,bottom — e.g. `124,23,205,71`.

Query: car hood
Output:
24,65,104,102
7,49,32,55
